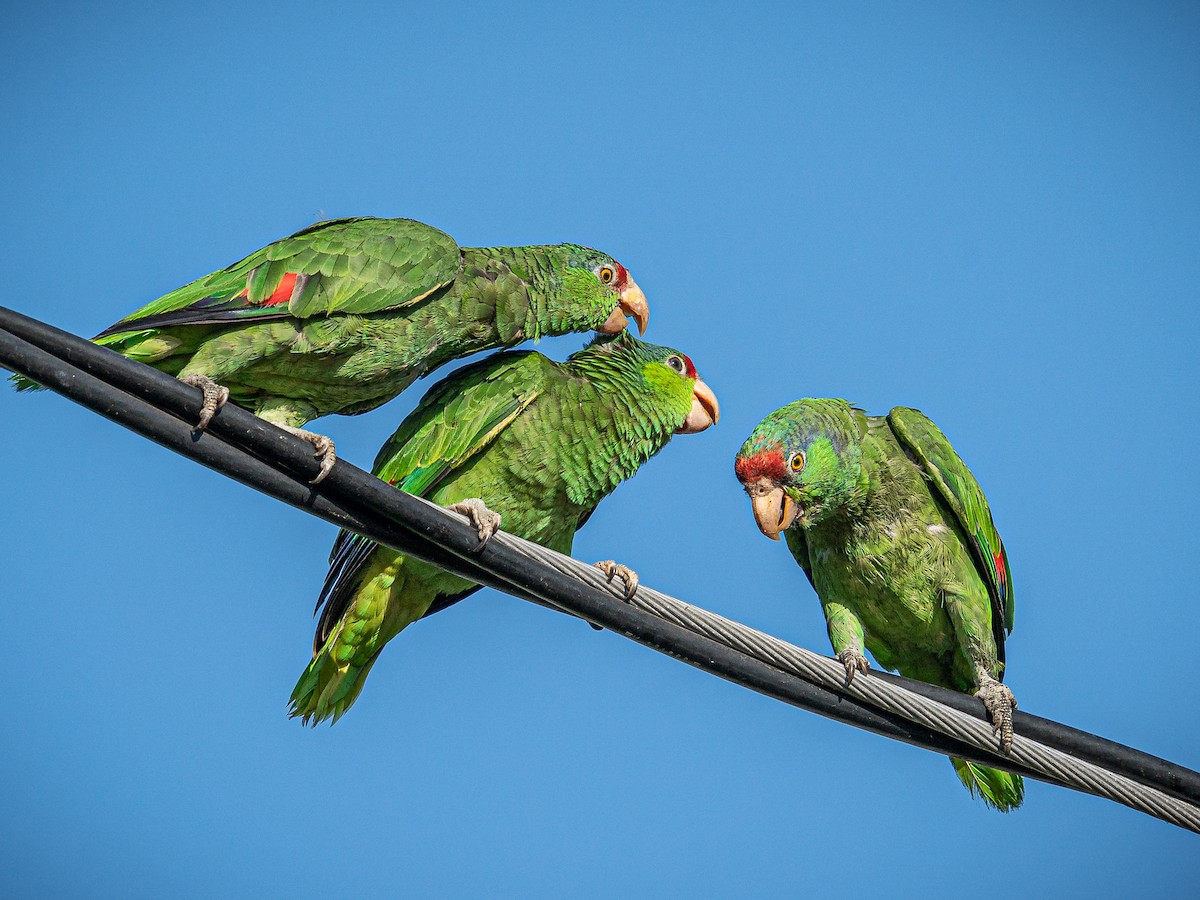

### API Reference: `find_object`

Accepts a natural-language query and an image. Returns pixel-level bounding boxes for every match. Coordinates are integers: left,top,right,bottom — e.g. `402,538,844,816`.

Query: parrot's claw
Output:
179,374,230,432
836,647,871,687
447,499,502,548
277,425,337,484
594,560,639,600
975,676,1017,754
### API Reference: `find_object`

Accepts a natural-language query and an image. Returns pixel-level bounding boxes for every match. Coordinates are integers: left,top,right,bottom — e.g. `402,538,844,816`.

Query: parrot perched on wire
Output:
12,217,649,481
290,331,719,724
735,399,1022,811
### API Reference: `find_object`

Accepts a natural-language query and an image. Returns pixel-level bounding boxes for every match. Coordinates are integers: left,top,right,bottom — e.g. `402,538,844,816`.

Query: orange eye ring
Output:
599,266,615,284
790,452,805,472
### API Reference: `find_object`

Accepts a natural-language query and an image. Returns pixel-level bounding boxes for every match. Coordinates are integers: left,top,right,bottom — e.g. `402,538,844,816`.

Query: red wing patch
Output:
262,272,299,307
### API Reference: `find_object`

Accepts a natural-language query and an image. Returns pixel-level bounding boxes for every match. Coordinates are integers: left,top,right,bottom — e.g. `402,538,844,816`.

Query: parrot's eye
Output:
598,265,616,285
790,452,805,473
666,355,687,374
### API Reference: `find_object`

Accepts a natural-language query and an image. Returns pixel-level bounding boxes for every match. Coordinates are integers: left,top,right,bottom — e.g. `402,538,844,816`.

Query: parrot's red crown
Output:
735,450,785,484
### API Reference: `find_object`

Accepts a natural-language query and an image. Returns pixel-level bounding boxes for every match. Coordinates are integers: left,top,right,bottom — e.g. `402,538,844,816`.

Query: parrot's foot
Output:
836,647,871,687
178,374,229,432
976,676,1018,754
594,560,639,600
277,425,337,484
447,499,502,549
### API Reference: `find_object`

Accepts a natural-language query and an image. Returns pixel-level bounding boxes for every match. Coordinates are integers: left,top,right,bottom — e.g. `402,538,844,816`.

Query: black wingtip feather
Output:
95,307,292,338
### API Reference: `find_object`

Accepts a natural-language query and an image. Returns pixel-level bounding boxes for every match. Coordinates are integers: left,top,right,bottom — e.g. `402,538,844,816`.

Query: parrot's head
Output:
582,332,720,435
551,245,650,337
734,399,865,539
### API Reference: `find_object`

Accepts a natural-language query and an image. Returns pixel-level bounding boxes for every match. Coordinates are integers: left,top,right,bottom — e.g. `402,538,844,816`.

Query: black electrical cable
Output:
3,305,1197,811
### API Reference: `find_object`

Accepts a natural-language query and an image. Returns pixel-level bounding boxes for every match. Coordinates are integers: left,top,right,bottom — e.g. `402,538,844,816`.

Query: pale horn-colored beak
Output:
677,377,720,434
749,486,798,541
597,278,650,335
619,279,649,335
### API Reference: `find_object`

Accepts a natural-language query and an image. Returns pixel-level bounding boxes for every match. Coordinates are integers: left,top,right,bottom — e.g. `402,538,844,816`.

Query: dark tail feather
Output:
95,302,292,339
951,757,1025,811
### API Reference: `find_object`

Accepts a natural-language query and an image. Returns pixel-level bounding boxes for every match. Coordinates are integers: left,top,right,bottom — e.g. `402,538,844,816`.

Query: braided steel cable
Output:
480,530,1200,830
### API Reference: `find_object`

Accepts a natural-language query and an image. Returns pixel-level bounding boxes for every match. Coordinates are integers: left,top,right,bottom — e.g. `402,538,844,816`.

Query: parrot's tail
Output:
289,645,380,726
8,331,179,392
951,757,1025,811
9,372,45,392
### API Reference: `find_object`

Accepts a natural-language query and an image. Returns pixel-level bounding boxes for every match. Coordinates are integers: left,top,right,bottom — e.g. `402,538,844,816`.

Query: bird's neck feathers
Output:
796,438,871,527
808,437,902,539
459,246,550,341
553,338,690,507
860,434,925,520
464,244,608,341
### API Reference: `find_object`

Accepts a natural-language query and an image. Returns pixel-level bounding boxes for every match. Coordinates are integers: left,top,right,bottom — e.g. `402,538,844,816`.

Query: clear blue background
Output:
3,2,1197,896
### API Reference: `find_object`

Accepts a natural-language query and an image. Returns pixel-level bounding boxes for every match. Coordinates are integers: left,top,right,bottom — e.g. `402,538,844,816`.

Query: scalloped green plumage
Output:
13,217,644,431
736,399,1023,811
290,333,711,725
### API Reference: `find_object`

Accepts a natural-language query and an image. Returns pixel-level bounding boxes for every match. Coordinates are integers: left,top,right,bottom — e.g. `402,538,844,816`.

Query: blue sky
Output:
2,2,1198,896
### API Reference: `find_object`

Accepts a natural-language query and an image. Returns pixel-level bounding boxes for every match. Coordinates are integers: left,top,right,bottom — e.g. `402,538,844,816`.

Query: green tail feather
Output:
289,649,380,726
8,329,183,392
10,372,44,392
951,757,1025,811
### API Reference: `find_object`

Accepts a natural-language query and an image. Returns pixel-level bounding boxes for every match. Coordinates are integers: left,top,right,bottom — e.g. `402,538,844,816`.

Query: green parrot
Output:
291,331,720,724
734,399,1022,811
12,217,650,481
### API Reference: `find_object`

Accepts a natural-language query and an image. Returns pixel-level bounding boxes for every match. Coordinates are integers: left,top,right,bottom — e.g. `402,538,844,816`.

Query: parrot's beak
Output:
677,378,720,434
597,279,650,335
749,486,798,541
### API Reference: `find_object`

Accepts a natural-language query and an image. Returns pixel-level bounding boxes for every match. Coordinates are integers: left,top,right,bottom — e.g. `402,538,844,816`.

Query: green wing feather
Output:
372,350,546,496
886,407,1014,643
314,351,546,644
96,217,461,337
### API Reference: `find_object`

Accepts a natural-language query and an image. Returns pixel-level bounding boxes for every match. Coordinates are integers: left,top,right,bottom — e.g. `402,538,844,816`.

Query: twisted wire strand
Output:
404,493,1200,832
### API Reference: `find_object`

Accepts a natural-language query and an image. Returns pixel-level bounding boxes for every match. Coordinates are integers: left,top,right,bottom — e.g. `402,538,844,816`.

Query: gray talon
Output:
179,374,230,432
594,560,639,600
447,499,502,548
836,647,870,686
278,425,337,484
976,676,1017,754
